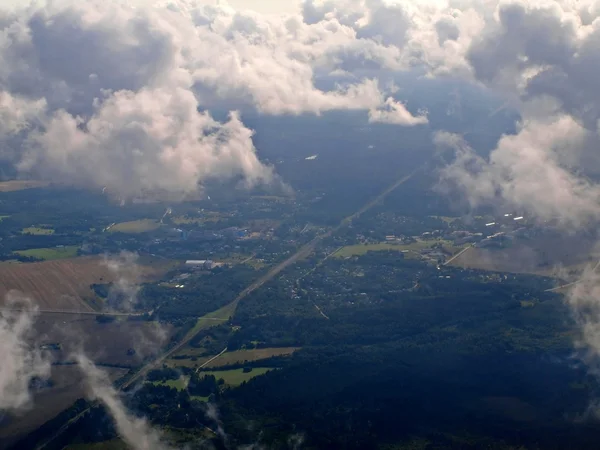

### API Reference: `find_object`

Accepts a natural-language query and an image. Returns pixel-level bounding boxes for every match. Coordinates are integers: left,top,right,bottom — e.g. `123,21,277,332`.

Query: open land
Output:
21,227,55,235
108,219,161,234
200,367,273,387
449,234,600,279
333,239,464,259
0,180,51,192
169,347,299,369
32,314,175,366
0,366,127,447
0,256,174,311
15,246,79,260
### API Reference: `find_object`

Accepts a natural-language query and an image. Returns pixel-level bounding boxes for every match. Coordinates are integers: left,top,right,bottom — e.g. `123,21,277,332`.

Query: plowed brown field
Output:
0,256,172,311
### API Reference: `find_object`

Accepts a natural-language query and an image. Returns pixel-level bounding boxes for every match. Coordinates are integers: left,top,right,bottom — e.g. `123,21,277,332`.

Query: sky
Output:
0,0,599,220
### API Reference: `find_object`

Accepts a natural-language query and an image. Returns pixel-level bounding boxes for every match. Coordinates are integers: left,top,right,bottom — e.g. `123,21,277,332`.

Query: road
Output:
545,258,600,292
443,244,474,266
197,347,228,371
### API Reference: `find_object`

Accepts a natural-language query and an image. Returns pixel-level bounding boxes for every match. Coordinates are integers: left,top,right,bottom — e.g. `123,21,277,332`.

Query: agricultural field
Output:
0,365,127,446
21,226,55,235
333,239,462,259
151,376,189,391
108,219,161,233
0,256,173,311
15,245,79,260
172,211,228,225
200,367,273,386
33,313,176,366
0,180,51,192
449,234,600,277
201,347,299,369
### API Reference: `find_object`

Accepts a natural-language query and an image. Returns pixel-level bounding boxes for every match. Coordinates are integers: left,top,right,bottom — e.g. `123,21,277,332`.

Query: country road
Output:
197,347,228,371
443,244,474,266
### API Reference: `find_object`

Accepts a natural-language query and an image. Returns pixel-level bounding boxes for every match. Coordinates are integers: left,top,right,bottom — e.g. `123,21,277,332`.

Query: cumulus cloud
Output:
436,118,600,229
368,97,428,126
566,263,600,370
76,353,173,450
0,291,50,412
415,1,600,235
0,0,441,200
102,252,142,311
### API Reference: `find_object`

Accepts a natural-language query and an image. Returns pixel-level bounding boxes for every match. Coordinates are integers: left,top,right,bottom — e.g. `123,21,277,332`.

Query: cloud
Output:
432,1,600,229
0,1,273,199
436,117,600,229
368,97,428,126
0,0,441,200
566,263,600,371
102,252,142,311
0,291,50,412
76,353,174,450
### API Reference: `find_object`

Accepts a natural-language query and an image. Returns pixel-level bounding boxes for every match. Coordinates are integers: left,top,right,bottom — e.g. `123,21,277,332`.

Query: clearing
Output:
15,246,78,260
0,366,127,446
151,376,189,391
22,227,55,235
448,234,600,278
0,180,51,192
199,347,299,369
333,239,463,259
109,219,161,234
0,256,173,311
200,367,272,386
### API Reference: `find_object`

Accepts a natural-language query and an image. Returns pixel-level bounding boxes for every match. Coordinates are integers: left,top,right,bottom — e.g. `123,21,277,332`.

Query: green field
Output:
200,367,272,386
167,302,238,368
172,216,204,225
22,226,54,235
202,347,299,368
151,376,189,391
334,239,464,259
429,215,459,224
15,245,79,260
109,219,161,233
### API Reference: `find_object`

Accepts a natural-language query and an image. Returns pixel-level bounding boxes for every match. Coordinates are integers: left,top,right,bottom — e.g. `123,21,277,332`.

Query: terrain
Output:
0,257,171,311
1,107,599,450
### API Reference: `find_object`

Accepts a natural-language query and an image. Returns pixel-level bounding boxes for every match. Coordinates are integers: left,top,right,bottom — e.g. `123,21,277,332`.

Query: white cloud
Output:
369,97,428,125
76,353,173,450
0,0,442,199
436,117,600,229
0,292,50,412
0,0,599,228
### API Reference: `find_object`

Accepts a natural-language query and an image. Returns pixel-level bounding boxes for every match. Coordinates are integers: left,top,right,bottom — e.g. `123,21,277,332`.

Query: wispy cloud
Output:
75,353,174,450
0,291,50,411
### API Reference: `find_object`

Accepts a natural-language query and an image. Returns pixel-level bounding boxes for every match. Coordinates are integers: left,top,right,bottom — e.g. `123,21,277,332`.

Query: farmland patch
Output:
109,219,161,234
0,256,172,311
15,246,78,260
200,367,272,386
